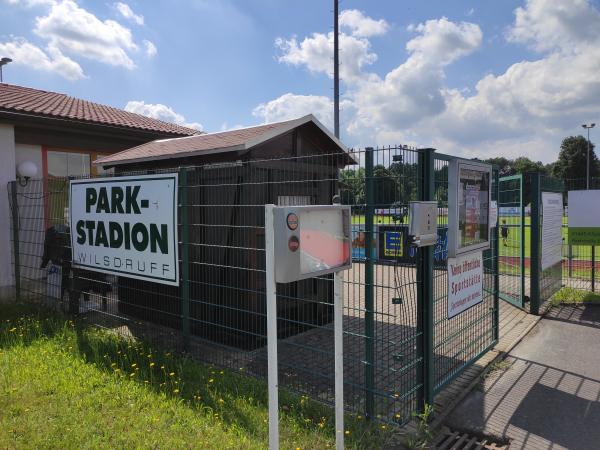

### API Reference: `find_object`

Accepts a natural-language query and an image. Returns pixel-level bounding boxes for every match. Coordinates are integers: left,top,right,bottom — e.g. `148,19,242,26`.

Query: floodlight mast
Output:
582,123,596,190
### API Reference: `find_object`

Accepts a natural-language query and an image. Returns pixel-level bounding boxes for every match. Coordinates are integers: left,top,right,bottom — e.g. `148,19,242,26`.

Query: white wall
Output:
0,124,16,292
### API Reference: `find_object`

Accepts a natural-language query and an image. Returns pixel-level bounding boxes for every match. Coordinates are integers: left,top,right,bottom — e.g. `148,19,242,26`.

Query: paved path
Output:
445,305,600,450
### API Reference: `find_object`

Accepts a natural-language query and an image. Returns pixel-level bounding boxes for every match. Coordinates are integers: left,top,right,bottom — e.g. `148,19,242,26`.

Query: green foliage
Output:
0,303,389,450
482,156,548,177
405,404,434,450
552,135,598,181
550,287,600,306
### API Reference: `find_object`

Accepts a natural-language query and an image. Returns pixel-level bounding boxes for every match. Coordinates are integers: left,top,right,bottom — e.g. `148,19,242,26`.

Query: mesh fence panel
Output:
431,156,498,393
8,147,430,424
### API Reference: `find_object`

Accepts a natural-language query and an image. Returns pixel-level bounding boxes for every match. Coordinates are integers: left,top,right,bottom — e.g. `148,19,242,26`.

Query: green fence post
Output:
520,175,526,306
592,246,596,292
179,168,191,350
416,148,435,410
493,170,500,341
10,182,21,302
364,146,375,420
530,172,541,315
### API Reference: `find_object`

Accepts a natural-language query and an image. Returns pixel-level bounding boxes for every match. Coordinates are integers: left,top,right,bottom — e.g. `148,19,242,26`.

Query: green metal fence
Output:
8,146,499,425
498,175,526,308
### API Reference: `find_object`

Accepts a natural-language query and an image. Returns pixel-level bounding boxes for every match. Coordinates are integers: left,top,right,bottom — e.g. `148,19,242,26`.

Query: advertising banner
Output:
70,174,179,286
568,190,600,245
447,251,483,319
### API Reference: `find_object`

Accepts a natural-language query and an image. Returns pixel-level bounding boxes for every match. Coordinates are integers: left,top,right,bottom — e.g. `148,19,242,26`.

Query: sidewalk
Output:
444,305,600,450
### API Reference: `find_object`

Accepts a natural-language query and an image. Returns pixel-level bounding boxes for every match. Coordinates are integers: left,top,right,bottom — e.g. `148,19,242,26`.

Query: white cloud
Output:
253,93,334,129
34,0,139,69
507,0,600,53
261,3,600,163
143,40,156,57
339,9,389,37
0,37,84,80
114,2,144,26
125,100,203,130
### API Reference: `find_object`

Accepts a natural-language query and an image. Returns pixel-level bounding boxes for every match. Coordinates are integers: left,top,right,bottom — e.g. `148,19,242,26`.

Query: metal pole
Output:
364,147,375,419
10,182,21,302
416,148,435,408
334,272,344,450
530,172,541,315
179,168,191,350
333,0,340,139
265,204,279,450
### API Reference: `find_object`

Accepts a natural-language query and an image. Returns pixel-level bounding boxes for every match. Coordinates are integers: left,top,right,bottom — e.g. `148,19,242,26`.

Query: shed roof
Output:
0,83,200,137
95,114,351,166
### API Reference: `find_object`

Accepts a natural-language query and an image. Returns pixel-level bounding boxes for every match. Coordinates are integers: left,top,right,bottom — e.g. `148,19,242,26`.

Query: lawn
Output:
0,303,389,450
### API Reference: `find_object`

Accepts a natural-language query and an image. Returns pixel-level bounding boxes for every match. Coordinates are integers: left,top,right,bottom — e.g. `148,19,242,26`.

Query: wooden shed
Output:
95,115,354,349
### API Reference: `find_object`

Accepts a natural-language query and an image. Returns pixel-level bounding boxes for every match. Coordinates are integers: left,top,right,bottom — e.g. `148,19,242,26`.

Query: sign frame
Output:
447,160,492,258
69,173,179,286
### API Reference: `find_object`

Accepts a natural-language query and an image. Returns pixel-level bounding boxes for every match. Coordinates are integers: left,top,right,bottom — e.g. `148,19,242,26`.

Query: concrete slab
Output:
445,305,600,450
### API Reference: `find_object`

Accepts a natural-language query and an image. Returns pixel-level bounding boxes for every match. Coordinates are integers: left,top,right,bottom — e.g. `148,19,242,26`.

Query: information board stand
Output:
264,204,348,450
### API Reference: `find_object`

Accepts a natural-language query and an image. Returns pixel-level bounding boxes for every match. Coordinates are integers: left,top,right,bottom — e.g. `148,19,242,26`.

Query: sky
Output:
1,0,599,163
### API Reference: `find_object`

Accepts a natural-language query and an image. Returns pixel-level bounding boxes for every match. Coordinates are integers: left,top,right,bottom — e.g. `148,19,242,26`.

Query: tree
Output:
552,135,598,182
483,157,514,177
513,157,547,175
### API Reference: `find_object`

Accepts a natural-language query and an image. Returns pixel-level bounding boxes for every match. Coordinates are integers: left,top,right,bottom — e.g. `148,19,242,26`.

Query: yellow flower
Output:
208,378,214,383
8,328,16,332
149,362,155,368
130,373,136,377
131,363,137,368
174,389,180,394
169,372,175,377
345,430,350,435
218,398,224,404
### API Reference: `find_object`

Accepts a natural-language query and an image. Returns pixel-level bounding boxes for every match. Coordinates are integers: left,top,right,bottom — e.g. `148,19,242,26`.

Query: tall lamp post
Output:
582,123,596,189
0,57,12,83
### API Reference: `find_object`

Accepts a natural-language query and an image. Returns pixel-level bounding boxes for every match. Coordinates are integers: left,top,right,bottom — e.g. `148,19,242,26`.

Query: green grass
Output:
549,287,600,306
0,303,389,449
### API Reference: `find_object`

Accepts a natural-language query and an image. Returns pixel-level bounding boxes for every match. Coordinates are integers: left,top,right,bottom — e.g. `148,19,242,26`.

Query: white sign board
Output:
70,174,179,286
447,251,483,319
541,192,563,271
568,190,600,245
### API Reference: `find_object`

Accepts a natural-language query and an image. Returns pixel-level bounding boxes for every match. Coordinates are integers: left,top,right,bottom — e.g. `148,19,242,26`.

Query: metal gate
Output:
8,146,499,424
498,175,526,308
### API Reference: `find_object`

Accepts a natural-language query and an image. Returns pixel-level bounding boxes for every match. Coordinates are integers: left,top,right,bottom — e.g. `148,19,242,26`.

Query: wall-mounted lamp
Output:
16,161,38,187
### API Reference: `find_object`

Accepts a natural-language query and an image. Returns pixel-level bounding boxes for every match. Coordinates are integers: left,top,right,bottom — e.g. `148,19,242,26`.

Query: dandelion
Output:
345,430,350,435
381,425,386,430
150,362,155,368
130,373,136,377
208,378,214,383
218,398,224,404
131,363,137,368
174,389,180,394
9,328,16,332
169,372,175,377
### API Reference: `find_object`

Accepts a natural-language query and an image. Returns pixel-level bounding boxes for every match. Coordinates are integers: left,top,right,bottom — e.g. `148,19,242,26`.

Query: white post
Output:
265,204,279,450
334,271,345,450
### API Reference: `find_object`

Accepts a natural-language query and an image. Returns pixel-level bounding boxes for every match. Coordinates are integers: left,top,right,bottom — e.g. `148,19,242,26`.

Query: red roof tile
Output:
0,83,200,136
95,115,350,166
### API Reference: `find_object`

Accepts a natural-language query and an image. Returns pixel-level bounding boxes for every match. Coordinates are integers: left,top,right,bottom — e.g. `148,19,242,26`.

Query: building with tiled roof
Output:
0,83,199,293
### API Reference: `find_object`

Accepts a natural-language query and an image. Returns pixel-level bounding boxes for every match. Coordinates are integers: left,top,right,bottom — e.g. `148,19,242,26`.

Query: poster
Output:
70,174,179,286
447,251,483,319
489,201,498,228
568,190,600,245
541,192,563,270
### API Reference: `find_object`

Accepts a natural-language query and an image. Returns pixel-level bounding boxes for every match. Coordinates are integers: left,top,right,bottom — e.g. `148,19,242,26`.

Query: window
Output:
47,151,90,178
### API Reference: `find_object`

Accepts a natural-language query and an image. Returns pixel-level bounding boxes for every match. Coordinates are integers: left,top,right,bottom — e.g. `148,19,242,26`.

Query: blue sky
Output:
1,0,599,162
